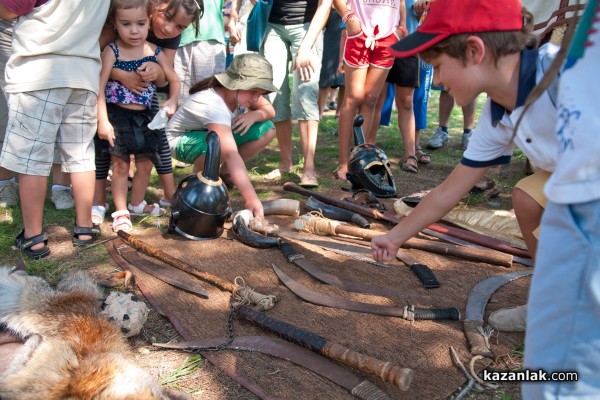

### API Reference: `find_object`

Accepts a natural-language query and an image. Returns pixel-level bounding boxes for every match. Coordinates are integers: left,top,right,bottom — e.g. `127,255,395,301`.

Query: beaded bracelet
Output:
342,10,355,24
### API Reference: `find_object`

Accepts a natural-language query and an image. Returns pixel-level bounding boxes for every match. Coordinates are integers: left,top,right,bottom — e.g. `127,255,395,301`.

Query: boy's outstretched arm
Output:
372,163,489,261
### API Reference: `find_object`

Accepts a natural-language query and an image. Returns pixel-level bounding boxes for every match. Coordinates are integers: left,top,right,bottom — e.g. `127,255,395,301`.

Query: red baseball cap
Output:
391,0,524,58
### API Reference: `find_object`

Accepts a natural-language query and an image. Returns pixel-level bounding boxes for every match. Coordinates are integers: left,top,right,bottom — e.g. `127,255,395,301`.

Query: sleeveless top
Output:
105,41,161,108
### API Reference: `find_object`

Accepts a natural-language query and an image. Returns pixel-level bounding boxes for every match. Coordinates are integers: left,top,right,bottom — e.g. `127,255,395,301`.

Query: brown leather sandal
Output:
400,155,418,173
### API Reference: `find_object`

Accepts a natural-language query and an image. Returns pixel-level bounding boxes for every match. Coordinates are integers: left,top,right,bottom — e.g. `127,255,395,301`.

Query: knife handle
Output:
406,305,461,321
237,304,328,351
236,305,413,391
279,241,301,262
409,264,440,289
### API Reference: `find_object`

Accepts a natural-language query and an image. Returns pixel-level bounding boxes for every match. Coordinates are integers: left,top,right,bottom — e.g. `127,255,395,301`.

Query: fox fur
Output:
0,267,188,400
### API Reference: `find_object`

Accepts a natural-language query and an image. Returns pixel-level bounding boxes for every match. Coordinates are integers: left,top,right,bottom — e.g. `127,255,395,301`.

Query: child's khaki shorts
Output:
0,88,97,176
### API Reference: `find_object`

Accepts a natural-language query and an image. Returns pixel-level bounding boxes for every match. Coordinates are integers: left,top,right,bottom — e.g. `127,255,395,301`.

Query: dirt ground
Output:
84,158,529,400
2,142,530,399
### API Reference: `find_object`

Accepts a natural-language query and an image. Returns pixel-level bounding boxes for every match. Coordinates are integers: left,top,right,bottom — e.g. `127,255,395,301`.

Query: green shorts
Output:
174,120,274,164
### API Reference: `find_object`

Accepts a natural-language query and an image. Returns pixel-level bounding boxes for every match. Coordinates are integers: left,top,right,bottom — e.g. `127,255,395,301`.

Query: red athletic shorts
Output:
343,31,398,69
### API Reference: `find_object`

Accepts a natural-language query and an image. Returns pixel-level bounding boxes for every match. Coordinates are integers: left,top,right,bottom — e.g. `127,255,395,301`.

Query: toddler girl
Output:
97,0,181,232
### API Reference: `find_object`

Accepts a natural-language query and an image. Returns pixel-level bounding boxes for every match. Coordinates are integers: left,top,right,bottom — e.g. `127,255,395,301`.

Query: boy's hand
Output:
98,120,115,147
371,234,400,262
232,111,259,135
137,62,160,82
161,98,177,117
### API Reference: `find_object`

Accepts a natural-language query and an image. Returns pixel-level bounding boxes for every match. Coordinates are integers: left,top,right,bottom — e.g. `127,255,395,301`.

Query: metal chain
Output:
185,300,236,352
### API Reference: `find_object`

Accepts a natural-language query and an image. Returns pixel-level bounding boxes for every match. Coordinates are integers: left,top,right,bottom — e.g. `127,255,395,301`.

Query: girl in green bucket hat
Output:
166,53,277,218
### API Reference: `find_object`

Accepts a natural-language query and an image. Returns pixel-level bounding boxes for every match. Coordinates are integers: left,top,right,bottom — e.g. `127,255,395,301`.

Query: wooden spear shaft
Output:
118,231,236,292
296,218,513,268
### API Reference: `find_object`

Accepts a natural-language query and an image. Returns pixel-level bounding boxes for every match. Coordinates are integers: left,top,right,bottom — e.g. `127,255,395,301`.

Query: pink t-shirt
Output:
0,0,48,16
348,0,401,40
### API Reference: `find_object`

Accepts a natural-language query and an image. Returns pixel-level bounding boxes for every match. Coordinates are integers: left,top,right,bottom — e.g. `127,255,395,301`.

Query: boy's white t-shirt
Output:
544,6,600,205
462,43,561,173
4,0,110,94
166,88,235,153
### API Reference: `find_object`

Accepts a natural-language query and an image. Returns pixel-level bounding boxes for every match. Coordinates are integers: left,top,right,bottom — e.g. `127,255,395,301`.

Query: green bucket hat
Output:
215,53,280,94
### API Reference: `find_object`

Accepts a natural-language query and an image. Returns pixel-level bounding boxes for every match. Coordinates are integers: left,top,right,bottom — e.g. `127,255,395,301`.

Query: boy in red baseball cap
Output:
372,0,562,331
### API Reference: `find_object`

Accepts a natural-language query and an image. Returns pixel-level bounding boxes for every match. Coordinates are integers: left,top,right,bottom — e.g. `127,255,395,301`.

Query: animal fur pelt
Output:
0,267,189,400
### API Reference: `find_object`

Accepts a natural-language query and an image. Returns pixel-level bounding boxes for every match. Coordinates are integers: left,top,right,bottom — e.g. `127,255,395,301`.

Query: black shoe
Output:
15,229,51,259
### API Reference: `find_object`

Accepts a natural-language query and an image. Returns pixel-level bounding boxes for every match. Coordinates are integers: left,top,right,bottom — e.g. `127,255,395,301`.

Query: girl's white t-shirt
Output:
166,88,235,152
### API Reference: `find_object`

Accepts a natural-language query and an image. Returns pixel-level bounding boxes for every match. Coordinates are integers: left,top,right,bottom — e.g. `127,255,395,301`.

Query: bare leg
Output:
299,120,318,178
129,159,153,211
438,90,454,127
317,87,329,118
237,128,276,162
111,156,131,212
158,173,176,203
370,86,388,136
360,68,390,145
337,65,367,179
335,86,345,119
18,174,47,251
512,187,542,257
274,120,293,172
93,179,107,207
51,163,70,186
415,129,423,144
461,99,476,130
192,156,205,173
0,166,13,180
70,170,95,240
221,128,277,177
395,86,416,160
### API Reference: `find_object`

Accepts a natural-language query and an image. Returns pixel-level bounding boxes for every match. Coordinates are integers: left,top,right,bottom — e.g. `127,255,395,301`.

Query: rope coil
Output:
232,276,278,312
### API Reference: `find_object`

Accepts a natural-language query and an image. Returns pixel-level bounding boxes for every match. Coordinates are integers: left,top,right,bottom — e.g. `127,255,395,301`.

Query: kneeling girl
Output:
166,53,277,217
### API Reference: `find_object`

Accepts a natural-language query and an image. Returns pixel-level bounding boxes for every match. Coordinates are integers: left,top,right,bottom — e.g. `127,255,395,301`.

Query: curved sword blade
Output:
273,264,405,317
465,270,533,321
273,265,459,320
155,336,391,400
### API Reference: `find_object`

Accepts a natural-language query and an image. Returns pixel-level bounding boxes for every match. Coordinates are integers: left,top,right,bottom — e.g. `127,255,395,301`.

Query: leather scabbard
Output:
107,239,210,298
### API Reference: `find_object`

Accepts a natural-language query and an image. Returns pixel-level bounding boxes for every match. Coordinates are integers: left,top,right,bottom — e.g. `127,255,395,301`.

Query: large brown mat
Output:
114,216,530,399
